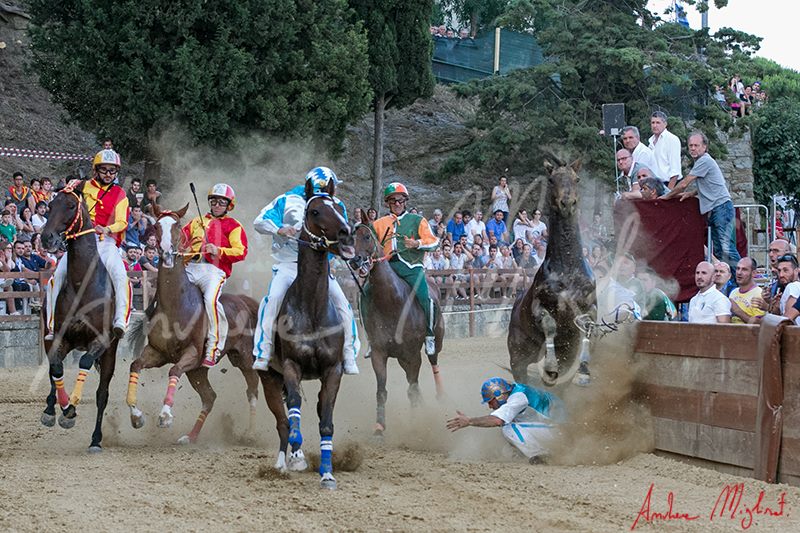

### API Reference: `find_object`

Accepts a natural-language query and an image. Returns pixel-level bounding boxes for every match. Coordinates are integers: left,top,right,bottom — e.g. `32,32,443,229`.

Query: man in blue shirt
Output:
446,211,466,243
486,209,509,244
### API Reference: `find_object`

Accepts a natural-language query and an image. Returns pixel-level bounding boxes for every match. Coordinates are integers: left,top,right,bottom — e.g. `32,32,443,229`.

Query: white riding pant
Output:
47,236,131,332
253,262,359,361
501,422,556,459
185,262,228,357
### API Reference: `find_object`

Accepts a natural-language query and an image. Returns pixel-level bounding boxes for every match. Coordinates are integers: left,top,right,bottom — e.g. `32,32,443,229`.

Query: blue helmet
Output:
305,166,342,195
481,377,512,404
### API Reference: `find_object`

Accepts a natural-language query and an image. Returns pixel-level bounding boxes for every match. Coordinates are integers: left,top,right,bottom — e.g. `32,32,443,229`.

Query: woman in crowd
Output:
18,206,35,241
491,176,512,223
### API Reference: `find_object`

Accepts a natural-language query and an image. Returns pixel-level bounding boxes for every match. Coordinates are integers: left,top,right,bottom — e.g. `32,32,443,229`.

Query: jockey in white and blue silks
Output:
251,166,360,374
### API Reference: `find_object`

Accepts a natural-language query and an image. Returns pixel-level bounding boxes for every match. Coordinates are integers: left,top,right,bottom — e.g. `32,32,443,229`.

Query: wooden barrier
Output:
633,318,800,486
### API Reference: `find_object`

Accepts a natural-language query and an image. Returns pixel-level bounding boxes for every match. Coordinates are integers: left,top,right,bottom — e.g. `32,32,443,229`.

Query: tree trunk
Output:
370,93,387,210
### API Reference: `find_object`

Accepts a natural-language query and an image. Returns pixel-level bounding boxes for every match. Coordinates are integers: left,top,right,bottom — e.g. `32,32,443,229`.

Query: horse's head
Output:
348,209,380,277
40,181,87,253
544,159,581,216
153,203,190,269
302,179,354,259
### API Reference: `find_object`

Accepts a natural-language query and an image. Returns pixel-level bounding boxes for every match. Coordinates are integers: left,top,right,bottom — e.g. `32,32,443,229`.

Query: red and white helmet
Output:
208,183,236,211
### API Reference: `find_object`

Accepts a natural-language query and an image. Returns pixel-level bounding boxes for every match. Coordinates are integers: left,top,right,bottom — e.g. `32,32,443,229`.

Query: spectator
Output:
0,209,16,244
367,208,378,222
428,208,446,240
145,233,159,250
486,244,499,263
756,239,792,313
102,138,114,150
589,243,610,272
139,245,159,272
448,242,468,300
125,205,148,249
620,126,657,180
637,268,677,321
127,177,144,209
527,209,547,244
30,178,48,206
1,241,18,314
517,243,538,269
740,85,754,116
776,254,800,317
662,131,741,270
615,253,645,309
648,111,682,189
729,257,765,324
511,238,526,264
493,244,516,269
473,234,487,255
31,201,48,233
30,233,56,269
616,149,638,194
140,179,162,221
622,166,657,200
713,261,736,296
466,243,489,269
446,211,466,243
512,210,534,243
486,209,509,244
424,247,448,270
458,28,470,40
19,238,48,273
688,261,731,323
491,176,512,223
18,206,35,241
532,242,547,268
41,177,54,204
123,245,143,271
589,212,609,244
8,240,32,314
639,175,666,200
464,209,486,247
7,172,33,213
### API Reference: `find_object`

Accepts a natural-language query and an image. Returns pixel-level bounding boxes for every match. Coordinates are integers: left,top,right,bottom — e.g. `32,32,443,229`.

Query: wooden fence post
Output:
468,268,475,337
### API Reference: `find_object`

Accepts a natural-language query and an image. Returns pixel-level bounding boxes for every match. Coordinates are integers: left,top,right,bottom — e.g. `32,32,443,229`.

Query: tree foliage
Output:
752,99,800,209
437,0,765,182
27,0,372,160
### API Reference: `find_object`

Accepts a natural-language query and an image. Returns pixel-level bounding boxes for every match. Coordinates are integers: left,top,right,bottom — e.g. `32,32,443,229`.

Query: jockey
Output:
251,166,359,374
446,377,564,464
181,183,248,368
370,182,439,355
46,149,131,339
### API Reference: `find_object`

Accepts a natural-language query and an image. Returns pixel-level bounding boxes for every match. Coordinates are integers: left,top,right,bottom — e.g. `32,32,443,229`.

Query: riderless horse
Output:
126,204,260,444
257,178,354,490
507,159,595,386
39,182,123,452
349,210,444,438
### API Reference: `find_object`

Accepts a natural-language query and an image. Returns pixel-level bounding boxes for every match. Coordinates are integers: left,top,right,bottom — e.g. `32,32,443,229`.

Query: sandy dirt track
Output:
1,336,797,532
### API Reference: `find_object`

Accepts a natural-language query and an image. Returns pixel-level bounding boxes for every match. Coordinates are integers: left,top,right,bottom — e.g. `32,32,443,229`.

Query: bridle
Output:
155,211,195,257
60,190,96,241
298,194,348,252
349,222,392,278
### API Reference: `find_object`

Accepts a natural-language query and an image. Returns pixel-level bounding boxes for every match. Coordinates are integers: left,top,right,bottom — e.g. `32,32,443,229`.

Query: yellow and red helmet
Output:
92,149,121,169
208,183,236,211
383,182,409,201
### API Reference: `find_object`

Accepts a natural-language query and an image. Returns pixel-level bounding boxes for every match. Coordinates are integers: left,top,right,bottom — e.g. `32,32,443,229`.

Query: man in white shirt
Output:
688,261,732,324
775,254,800,315
464,210,486,247
621,126,657,179
648,111,682,189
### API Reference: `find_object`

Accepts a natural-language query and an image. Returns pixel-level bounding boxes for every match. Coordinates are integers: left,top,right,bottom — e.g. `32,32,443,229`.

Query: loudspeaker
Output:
602,103,626,136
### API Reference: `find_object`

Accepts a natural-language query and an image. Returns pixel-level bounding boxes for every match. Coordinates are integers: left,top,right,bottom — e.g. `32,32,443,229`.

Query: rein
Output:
299,194,345,251
61,190,96,241
156,211,198,258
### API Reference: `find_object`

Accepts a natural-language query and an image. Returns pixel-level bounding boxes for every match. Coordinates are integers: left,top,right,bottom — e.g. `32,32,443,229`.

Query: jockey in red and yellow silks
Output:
181,183,248,367
46,150,132,339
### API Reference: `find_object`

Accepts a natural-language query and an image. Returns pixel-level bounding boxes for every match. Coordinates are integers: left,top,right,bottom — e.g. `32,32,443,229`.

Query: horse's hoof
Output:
41,412,56,427
58,413,76,429
320,473,337,490
130,414,145,429
158,413,174,429
87,445,103,454
177,435,192,446
573,372,591,387
288,450,307,472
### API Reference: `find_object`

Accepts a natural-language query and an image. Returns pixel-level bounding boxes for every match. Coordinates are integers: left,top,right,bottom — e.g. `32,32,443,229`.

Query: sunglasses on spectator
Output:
208,198,230,207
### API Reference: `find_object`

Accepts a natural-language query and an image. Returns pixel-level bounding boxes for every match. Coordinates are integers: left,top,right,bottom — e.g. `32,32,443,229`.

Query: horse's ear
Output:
152,203,162,218
360,209,369,225
324,178,336,197
304,180,314,200
543,160,555,175
175,203,190,219
569,159,582,173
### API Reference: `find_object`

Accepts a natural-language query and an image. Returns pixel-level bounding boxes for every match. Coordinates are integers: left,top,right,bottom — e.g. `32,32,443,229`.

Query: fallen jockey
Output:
46,149,132,340
181,183,248,367
252,166,360,374
367,182,439,355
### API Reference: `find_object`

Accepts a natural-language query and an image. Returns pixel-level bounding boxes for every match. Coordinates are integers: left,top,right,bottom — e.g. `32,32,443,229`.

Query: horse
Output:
507,159,596,387
38,182,121,452
257,178,355,490
126,204,261,444
349,210,445,438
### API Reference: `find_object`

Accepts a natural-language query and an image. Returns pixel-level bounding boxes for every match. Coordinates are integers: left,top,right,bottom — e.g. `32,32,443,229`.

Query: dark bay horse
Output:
349,211,444,438
39,183,121,452
126,204,260,444
507,160,595,386
258,179,354,490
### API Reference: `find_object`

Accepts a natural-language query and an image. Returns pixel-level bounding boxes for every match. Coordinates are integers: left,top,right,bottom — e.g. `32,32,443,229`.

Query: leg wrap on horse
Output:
288,407,302,447
389,261,436,336
126,372,139,406
53,375,70,409
320,437,333,475
186,410,209,443
164,376,179,407
69,369,89,406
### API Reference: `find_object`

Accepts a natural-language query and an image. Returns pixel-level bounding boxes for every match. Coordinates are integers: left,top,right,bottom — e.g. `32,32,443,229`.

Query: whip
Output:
189,182,209,256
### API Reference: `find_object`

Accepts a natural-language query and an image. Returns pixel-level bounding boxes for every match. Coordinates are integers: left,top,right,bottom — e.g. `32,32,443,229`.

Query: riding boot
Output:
252,347,271,371
330,278,359,375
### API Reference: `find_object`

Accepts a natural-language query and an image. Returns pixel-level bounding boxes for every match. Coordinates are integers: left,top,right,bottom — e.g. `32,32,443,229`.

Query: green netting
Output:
432,29,543,84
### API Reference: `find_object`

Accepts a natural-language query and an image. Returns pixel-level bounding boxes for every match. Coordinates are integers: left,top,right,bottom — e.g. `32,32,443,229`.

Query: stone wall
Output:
0,317,42,367
442,306,511,338
718,129,755,205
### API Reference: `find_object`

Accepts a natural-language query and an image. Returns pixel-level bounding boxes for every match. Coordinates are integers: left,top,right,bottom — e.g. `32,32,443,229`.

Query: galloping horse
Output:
507,160,595,386
39,183,122,451
349,211,444,438
126,204,260,444
257,178,354,490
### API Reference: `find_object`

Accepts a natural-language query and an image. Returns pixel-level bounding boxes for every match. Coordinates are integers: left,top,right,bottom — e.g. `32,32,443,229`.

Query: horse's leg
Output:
371,350,388,437
44,338,71,428
258,368,289,471
159,345,201,428
178,367,217,445
89,345,117,452
282,361,307,471
430,307,445,400
508,308,545,385
127,345,166,429
317,366,343,490
397,350,423,408
228,352,260,440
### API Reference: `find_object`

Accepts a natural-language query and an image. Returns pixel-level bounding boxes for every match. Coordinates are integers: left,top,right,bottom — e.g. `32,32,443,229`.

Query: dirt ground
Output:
1,335,797,532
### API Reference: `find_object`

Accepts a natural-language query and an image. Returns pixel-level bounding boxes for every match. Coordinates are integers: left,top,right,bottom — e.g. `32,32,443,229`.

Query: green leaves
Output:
752,99,800,209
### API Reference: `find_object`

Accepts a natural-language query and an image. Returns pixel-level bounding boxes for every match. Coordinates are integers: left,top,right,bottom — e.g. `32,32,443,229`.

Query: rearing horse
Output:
126,204,261,444
349,211,444,438
257,178,354,490
39,183,122,451
507,160,595,386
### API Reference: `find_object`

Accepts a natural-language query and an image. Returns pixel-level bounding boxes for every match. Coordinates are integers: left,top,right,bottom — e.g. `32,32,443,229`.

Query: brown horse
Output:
126,204,260,444
257,179,354,490
349,211,444,438
39,184,121,452
507,160,595,386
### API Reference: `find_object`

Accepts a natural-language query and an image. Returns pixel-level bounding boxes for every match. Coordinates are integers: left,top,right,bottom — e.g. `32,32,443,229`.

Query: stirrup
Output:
252,357,270,371
44,332,54,341
202,352,218,368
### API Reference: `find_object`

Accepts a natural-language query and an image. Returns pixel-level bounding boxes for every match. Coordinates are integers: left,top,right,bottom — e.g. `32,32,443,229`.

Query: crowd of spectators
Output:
714,75,768,119
430,25,473,40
